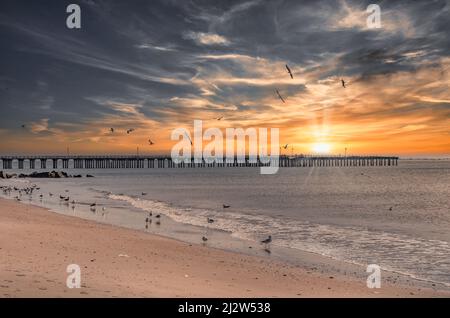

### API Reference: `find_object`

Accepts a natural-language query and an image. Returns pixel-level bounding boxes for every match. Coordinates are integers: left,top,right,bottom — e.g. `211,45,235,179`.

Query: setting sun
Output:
312,143,331,154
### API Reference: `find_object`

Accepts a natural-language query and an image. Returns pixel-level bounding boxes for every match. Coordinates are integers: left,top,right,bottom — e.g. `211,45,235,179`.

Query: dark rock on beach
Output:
0,171,13,179
28,171,69,178
1,170,92,178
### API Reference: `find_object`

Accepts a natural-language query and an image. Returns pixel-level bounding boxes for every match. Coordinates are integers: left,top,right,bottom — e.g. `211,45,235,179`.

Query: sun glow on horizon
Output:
312,142,331,154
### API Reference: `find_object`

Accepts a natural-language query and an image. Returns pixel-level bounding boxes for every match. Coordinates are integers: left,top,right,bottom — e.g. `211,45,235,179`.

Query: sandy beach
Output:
0,198,448,298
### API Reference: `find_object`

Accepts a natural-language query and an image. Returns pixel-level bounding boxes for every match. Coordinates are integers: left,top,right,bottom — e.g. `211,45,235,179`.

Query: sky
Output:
0,0,449,156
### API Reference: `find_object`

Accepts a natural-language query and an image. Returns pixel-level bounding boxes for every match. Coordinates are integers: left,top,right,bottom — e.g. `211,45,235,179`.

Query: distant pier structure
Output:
0,155,399,170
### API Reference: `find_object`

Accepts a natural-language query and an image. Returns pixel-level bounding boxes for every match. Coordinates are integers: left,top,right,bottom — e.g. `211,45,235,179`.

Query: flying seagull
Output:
126,128,135,134
276,89,286,103
215,116,223,121
148,139,154,145
285,64,293,79
341,79,346,88
21,124,26,128
110,128,114,133
283,144,289,149
202,236,208,242
223,204,230,209
184,132,193,146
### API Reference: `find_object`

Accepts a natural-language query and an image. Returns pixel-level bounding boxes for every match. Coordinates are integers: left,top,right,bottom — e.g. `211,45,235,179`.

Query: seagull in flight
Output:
215,116,223,121
148,139,154,145
276,89,286,103
285,64,293,79
21,124,26,128
126,128,135,134
283,144,289,149
184,132,193,146
110,128,114,133
341,79,346,88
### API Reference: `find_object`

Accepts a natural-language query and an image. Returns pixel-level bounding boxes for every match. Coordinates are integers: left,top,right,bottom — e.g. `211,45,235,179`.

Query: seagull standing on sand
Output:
276,89,286,103
261,235,272,245
261,236,272,253
285,64,293,79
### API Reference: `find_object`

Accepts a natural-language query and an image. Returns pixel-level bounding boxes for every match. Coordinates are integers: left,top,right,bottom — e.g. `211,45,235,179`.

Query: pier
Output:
0,155,399,170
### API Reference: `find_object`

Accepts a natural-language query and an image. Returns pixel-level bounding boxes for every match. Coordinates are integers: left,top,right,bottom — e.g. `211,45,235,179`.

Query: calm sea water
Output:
1,160,449,286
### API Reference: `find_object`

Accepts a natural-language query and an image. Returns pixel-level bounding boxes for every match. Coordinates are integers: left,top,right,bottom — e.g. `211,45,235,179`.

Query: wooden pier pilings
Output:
0,155,399,170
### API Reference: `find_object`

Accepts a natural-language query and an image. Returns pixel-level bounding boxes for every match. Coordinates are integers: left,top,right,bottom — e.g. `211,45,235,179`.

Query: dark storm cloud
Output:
0,0,448,136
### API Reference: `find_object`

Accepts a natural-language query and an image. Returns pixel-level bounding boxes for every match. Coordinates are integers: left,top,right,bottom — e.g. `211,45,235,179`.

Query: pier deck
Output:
0,155,399,170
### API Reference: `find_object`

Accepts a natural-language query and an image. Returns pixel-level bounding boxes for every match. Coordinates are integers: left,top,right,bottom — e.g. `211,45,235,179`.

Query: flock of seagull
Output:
1,184,272,252
1,185,107,217
275,64,346,103
19,64,347,155
108,127,155,146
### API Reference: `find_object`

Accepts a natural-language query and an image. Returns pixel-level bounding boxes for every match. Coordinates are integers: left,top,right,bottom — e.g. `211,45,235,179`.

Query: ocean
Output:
1,159,449,287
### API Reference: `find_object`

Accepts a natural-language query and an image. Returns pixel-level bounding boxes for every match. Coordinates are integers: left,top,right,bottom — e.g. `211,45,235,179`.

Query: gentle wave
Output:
108,193,450,287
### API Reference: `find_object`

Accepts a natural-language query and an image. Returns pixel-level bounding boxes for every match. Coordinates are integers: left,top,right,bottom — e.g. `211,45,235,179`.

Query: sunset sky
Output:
0,0,449,156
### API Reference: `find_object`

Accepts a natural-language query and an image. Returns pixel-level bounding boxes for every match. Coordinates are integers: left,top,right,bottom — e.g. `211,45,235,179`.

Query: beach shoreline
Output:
1,197,448,298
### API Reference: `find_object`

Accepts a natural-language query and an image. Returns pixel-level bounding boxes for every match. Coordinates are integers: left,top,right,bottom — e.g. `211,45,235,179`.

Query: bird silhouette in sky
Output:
148,139,154,145
285,64,293,79
126,128,135,134
184,132,193,146
110,128,114,133
215,116,223,121
21,124,25,128
341,79,346,88
283,144,288,149
276,89,286,103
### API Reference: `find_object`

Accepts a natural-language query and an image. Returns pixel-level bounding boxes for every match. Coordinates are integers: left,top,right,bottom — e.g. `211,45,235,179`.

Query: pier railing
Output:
0,155,399,170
